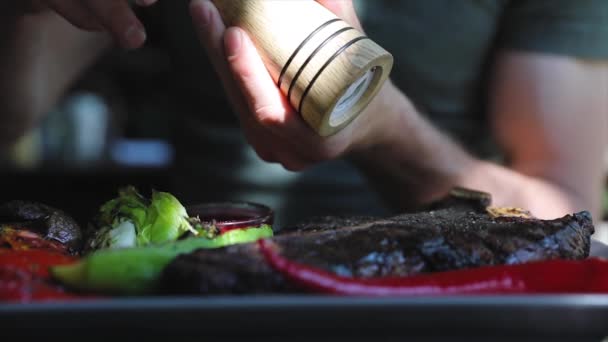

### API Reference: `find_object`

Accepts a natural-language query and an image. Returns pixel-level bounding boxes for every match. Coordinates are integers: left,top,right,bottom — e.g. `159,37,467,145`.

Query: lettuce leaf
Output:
89,187,196,251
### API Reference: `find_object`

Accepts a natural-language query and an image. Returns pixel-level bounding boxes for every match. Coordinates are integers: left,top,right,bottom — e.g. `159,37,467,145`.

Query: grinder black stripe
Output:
287,26,355,106
277,18,341,90
298,36,370,115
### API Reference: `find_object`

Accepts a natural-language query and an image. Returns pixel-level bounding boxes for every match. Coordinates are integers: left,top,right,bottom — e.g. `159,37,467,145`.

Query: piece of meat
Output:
158,189,595,295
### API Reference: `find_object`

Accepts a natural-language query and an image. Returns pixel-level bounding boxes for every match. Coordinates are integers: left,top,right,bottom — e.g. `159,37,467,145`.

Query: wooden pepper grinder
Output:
211,0,394,137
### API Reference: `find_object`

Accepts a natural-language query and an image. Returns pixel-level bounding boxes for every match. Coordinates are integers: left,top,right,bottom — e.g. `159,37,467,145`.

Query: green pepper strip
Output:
50,225,273,295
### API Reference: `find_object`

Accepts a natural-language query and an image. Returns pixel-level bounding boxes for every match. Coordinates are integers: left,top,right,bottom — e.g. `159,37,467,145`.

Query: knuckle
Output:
315,149,333,161
315,144,341,161
241,129,275,163
90,1,134,31
281,162,301,172
107,7,129,27
280,158,307,172
256,149,275,163
254,105,283,128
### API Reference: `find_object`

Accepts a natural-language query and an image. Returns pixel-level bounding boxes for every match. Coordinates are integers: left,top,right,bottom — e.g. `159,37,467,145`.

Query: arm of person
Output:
351,52,608,220
189,0,607,221
0,11,112,147
474,52,606,219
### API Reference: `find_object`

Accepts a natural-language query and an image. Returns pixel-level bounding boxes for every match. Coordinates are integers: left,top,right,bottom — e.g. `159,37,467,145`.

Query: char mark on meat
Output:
159,189,595,295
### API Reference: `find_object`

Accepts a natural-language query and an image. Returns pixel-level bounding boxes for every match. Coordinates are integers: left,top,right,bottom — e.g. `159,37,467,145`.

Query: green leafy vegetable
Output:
136,191,197,246
88,186,196,251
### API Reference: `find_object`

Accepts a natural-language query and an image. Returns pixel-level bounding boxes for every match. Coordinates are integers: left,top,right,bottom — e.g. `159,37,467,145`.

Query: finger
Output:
250,132,313,172
190,0,326,168
190,0,282,163
223,27,315,138
242,126,277,164
252,135,313,172
224,26,350,161
280,155,310,172
236,110,274,163
190,0,326,143
274,148,314,172
190,0,229,84
240,113,315,170
190,0,250,116
46,0,103,31
83,0,146,49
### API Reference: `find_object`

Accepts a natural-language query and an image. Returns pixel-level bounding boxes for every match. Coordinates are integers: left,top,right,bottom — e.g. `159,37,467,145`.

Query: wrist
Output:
346,82,478,206
347,80,417,156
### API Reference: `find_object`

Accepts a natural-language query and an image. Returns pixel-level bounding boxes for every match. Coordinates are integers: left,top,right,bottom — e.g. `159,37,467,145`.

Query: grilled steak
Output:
159,189,595,295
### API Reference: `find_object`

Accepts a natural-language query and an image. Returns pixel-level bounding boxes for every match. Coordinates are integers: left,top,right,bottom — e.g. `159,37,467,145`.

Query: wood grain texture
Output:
212,0,393,136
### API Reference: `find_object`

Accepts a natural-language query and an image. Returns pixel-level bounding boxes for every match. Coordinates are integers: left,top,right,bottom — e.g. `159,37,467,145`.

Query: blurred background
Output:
0,4,606,234
0,9,176,224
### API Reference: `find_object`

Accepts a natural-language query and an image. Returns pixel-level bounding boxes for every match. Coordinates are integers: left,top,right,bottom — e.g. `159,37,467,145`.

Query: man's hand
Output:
188,0,398,171
10,0,159,49
188,0,606,220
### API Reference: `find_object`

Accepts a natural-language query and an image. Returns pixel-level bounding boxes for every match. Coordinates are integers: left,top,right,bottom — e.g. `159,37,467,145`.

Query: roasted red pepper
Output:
0,227,93,302
0,227,69,254
258,239,608,296
0,250,76,278
0,267,83,302
0,249,83,302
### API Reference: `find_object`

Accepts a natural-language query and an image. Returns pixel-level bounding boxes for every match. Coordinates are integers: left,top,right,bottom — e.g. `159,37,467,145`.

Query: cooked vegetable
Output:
136,191,197,246
0,229,94,303
1,267,86,303
51,225,274,294
87,187,196,250
0,250,76,278
258,239,608,296
0,226,70,254
0,201,83,253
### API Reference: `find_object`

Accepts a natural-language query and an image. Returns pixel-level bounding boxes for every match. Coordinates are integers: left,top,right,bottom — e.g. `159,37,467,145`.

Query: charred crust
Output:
0,200,83,254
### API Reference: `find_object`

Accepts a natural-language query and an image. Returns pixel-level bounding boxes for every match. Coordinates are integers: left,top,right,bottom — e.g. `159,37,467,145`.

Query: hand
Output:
9,0,159,49
189,0,398,171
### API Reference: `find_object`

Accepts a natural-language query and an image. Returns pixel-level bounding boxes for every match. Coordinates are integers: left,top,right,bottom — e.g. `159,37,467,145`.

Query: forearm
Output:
0,12,111,146
350,84,594,220
456,161,593,219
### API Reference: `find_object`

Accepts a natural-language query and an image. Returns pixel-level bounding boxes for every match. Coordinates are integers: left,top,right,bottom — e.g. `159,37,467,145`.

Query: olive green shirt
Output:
353,0,608,157
153,0,608,226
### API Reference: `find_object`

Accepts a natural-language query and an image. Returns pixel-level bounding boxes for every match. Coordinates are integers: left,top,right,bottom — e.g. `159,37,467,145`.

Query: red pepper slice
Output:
0,227,69,254
0,267,85,303
0,249,84,302
0,229,99,302
0,250,76,278
258,239,608,296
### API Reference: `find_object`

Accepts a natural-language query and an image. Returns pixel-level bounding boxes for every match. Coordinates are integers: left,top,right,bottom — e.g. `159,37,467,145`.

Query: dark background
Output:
0,8,175,225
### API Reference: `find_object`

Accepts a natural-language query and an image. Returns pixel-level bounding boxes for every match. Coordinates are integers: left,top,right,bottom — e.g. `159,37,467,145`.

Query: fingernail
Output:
124,24,146,49
190,0,211,27
225,28,242,58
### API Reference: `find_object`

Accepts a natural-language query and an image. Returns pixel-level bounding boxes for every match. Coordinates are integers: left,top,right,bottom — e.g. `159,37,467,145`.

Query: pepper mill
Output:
212,0,394,137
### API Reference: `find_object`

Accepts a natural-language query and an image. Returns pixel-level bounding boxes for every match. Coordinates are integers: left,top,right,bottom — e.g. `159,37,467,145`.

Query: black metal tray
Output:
2,295,608,341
